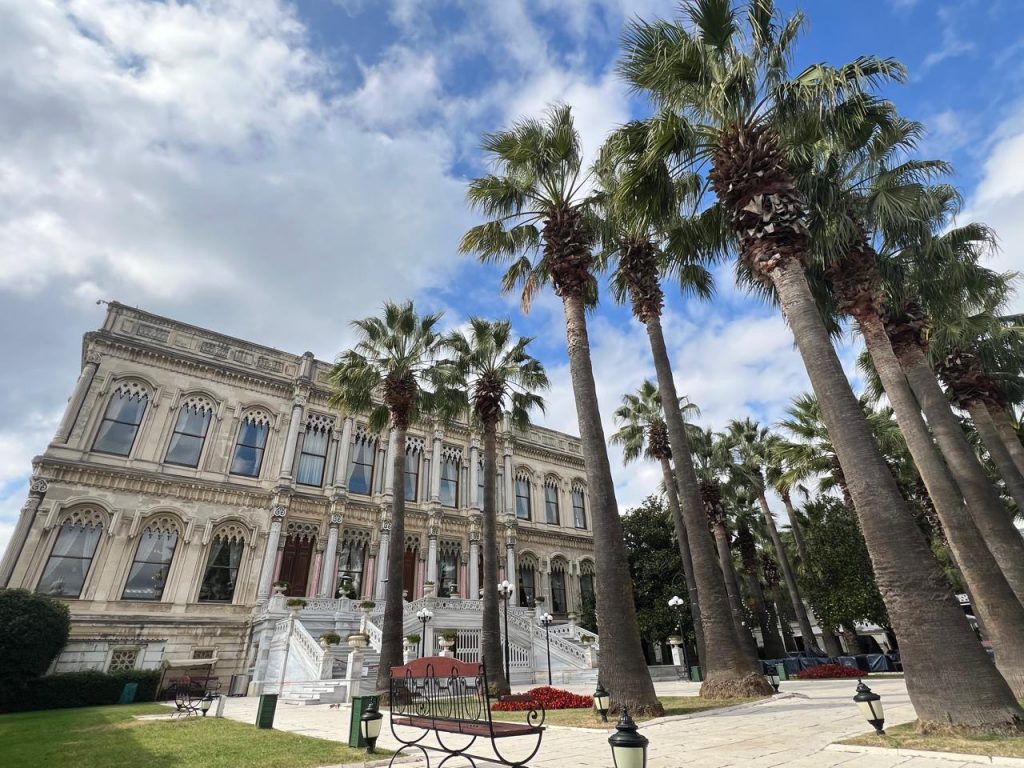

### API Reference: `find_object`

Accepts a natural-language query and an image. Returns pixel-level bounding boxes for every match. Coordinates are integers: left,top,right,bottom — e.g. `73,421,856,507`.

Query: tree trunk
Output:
780,491,808,566
712,521,759,657
660,456,706,668
821,630,844,659
987,403,1024,476
756,492,823,657
967,401,1024,512
774,594,798,652
562,294,662,715
860,316,1024,696
897,342,1024,604
770,258,1023,728
481,420,509,694
375,424,408,693
646,313,769,698
736,518,787,658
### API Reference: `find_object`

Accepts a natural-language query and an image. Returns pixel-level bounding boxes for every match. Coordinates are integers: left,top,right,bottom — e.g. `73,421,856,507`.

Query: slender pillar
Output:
310,550,323,597
503,441,514,516
469,439,481,511
53,351,101,444
505,532,517,607
324,431,340,488
279,403,304,480
319,514,342,597
335,417,354,491
426,530,439,584
0,478,48,587
363,555,376,600
430,429,443,503
257,506,287,601
374,519,391,600
382,428,398,496
468,526,480,600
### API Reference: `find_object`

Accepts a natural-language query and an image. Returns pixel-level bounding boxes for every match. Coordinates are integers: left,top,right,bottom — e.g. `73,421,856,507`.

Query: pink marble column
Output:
416,559,426,598
364,555,376,600
460,564,468,597
273,546,285,583
309,552,322,597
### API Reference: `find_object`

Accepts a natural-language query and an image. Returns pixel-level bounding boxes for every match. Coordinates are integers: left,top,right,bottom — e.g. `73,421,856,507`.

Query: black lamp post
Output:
766,668,780,693
592,680,610,723
416,607,433,657
360,698,383,754
853,679,885,735
539,611,553,686
200,693,213,717
498,579,514,681
608,707,648,768
667,594,689,672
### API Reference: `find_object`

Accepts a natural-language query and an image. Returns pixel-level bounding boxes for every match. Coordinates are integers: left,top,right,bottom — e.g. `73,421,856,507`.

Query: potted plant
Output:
405,633,421,647
319,632,341,647
534,595,545,606
347,632,369,649
286,598,307,610
439,630,458,649
580,635,595,646
272,581,288,595
359,600,376,610
423,580,435,597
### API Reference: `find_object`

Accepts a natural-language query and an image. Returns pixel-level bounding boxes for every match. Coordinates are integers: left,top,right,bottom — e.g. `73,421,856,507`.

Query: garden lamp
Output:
853,679,885,735
360,698,383,754
593,680,610,722
608,707,648,768
415,608,433,657
200,693,213,716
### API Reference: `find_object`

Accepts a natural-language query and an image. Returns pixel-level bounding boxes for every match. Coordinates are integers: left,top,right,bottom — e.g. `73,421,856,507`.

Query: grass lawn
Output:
840,721,1024,759
489,695,763,729
0,703,386,768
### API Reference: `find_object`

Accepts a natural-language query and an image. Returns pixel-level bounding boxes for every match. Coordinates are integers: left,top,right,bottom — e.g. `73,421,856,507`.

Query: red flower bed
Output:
796,663,864,680
492,686,592,711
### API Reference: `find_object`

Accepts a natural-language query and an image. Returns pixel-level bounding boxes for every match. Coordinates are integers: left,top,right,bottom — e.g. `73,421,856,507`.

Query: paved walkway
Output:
218,678,986,767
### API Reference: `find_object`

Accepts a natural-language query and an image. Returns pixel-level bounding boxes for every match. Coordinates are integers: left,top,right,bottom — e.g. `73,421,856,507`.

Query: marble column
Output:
502,441,514,516
335,417,354,491
468,525,480,600
468,439,480,511
426,529,439,584
279,402,305,481
429,429,443,503
53,351,100,444
257,506,287,601
318,514,342,597
505,531,517,607
324,430,340,488
0,478,47,587
382,428,398,496
374,519,391,600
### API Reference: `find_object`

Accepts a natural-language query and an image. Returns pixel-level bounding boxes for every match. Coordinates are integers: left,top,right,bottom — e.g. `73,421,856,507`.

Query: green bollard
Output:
689,665,702,682
349,695,380,748
256,693,278,729
775,662,788,681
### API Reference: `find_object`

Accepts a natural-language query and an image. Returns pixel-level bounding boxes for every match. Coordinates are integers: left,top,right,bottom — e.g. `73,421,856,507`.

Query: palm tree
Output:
443,318,548,696
726,419,825,657
621,0,1024,727
459,105,662,714
598,139,769,696
731,498,788,658
328,300,452,693
611,380,707,668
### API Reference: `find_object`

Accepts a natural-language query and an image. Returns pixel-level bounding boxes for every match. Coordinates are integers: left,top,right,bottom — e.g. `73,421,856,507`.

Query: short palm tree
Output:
459,105,661,714
731,490,788,659
621,0,1023,727
443,318,548,696
328,300,453,693
611,380,707,669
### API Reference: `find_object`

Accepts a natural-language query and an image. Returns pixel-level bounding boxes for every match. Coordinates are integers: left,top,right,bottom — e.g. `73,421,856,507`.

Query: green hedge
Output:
0,670,162,713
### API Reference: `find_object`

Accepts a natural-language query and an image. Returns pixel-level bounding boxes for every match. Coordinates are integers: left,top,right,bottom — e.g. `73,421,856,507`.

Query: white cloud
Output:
919,6,975,74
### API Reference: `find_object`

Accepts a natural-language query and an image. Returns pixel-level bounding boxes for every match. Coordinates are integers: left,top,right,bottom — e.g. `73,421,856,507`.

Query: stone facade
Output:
0,303,596,682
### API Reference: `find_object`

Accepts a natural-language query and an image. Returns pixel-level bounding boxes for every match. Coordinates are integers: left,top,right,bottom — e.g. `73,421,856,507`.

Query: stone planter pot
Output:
438,638,454,650
348,635,369,650
581,636,595,646
667,635,684,647
423,583,436,598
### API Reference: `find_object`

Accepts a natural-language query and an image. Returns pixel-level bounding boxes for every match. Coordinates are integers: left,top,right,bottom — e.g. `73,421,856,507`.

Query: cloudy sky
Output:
1,0,1022,556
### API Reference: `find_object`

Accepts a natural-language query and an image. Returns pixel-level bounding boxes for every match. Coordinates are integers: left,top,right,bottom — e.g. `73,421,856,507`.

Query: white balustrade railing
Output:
366,619,383,652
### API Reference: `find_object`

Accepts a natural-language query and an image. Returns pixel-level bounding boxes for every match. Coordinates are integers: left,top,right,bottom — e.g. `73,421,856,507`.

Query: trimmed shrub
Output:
0,589,71,705
1,670,162,713
492,686,592,711
795,663,864,680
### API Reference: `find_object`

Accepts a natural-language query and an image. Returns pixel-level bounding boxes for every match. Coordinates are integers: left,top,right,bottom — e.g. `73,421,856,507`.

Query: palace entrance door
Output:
279,535,314,596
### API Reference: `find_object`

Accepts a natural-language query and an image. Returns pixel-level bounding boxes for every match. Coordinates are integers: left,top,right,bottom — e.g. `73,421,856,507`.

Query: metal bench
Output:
387,656,545,767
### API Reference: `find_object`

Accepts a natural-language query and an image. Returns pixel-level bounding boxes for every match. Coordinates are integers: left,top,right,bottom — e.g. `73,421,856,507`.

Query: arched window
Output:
337,530,369,599
515,472,531,520
93,381,150,456
348,429,376,495
199,525,246,602
438,541,460,597
544,479,560,525
580,560,596,613
165,395,215,468
572,483,587,529
37,508,105,598
440,447,461,508
551,559,568,615
230,409,271,477
517,556,537,606
122,516,180,601
405,438,423,502
296,414,333,487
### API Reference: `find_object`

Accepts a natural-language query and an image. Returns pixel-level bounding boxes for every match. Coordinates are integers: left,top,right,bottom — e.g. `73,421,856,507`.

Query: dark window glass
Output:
438,548,459,597
93,390,148,456
122,528,178,600
551,569,567,614
230,417,268,477
296,427,329,486
517,565,536,606
337,539,366,598
440,457,459,507
477,461,485,507
515,478,531,520
198,536,244,602
580,572,595,604
545,485,559,524
572,490,587,529
349,438,375,495
405,448,420,502
37,521,103,598
165,404,212,467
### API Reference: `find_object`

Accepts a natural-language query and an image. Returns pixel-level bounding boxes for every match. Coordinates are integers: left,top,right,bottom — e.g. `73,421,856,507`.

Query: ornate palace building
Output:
0,303,597,685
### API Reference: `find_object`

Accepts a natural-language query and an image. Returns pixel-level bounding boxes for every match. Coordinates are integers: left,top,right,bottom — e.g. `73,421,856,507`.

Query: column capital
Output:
85,347,102,366
328,513,343,527
469,437,480,451
503,439,514,457
433,428,444,443
270,505,287,520
28,477,49,497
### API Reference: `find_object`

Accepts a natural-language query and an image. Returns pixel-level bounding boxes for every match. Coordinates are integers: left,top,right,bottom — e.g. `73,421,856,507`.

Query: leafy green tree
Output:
0,589,70,700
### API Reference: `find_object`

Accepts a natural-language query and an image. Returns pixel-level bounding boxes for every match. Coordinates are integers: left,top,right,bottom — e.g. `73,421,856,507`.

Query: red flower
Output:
492,686,593,711
795,663,864,680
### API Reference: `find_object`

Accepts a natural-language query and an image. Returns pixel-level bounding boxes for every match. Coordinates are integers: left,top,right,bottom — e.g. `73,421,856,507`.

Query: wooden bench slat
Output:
393,715,543,738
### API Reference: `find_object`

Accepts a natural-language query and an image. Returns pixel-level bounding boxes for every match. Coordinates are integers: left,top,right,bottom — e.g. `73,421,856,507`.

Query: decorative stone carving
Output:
328,513,343,527
286,520,320,540
270,505,287,520
29,478,49,496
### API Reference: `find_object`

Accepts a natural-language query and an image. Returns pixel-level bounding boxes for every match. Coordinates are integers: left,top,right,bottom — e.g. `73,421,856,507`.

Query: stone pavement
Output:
217,678,990,767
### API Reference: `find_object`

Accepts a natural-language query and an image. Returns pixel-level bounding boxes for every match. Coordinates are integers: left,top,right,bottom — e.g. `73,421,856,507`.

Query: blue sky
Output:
1,0,1022,556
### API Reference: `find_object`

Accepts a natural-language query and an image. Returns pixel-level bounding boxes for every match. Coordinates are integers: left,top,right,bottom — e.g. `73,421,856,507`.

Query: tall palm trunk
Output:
780,491,808,565
735,519,787,658
562,293,661,714
647,314,769,697
987,403,1024,475
660,456,706,667
769,259,1023,726
481,420,509,694
755,492,823,657
711,519,758,657
893,342,1024,603
376,424,408,693
859,316,1024,696
966,401,1024,511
